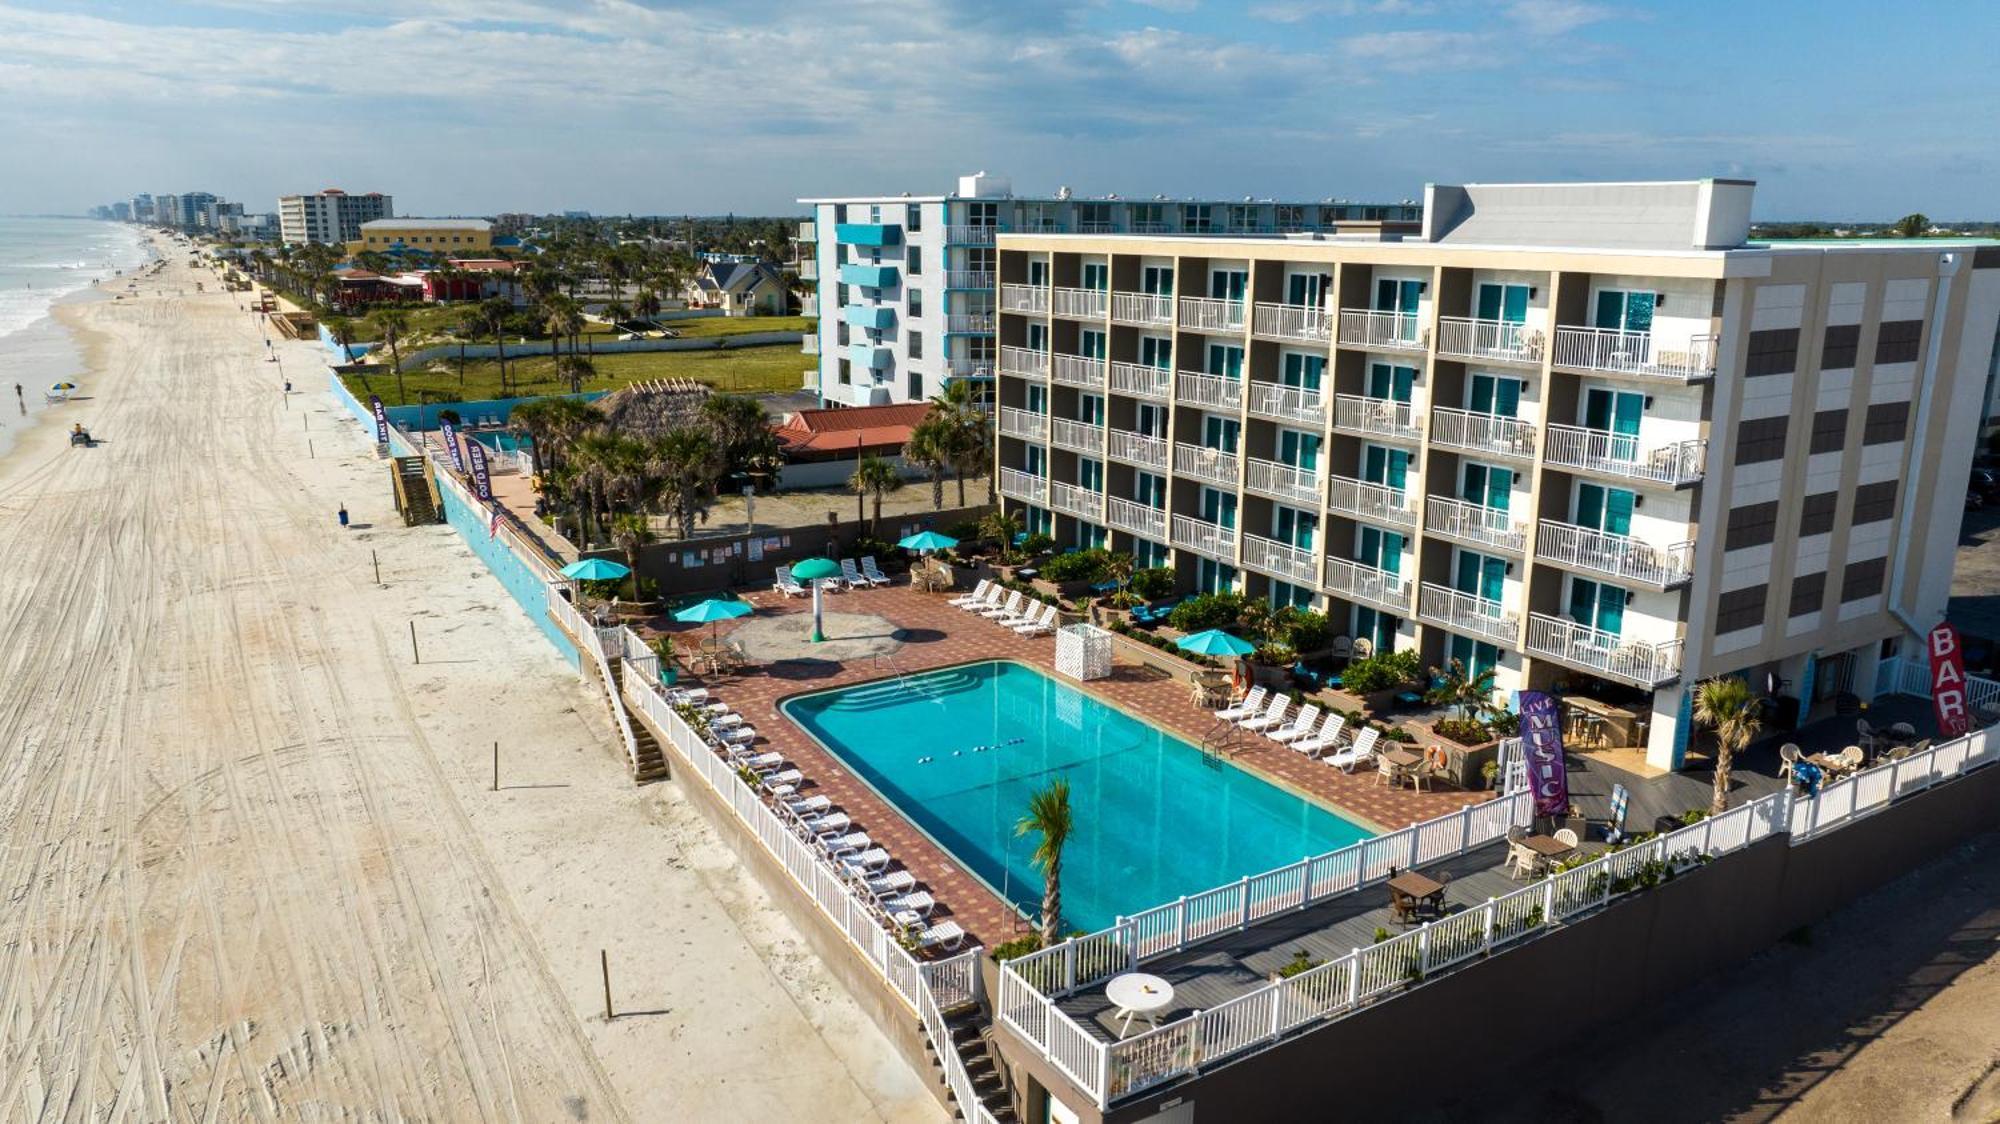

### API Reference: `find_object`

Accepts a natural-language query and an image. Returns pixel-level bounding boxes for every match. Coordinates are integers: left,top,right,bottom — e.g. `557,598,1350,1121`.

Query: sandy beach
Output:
0,235,941,1120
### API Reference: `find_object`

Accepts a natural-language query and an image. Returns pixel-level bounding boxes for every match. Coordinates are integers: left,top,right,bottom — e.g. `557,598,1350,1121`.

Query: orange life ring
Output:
1230,659,1249,693
1428,744,1450,770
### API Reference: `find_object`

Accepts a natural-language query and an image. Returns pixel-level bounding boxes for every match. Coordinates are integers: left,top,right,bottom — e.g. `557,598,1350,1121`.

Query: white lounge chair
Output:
914,919,966,952
884,889,936,918
784,795,832,818
981,591,1026,620
1268,704,1324,745
862,556,892,586
1295,715,1348,757
949,579,993,608
760,769,804,797
963,585,1006,613
717,725,757,745
841,558,872,588
1323,727,1380,773
665,687,711,705
1239,695,1292,733
738,751,784,772
822,831,872,857
774,566,808,598
1215,686,1269,723
1013,603,1058,637
863,869,917,899
998,597,1044,627
801,812,853,838
840,848,893,875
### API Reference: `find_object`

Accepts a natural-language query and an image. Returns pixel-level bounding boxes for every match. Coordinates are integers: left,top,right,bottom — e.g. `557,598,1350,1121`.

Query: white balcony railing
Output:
999,467,1047,504
999,345,1049,378
801,334,820,356
1536,520,1695,589
1321,556,1411,612
1337,309,1428,352
1106,430,1167,469
945,270,995,290
1179,296,1247,333
1552,326,1716,381
1242,534,1319,584
1326,475,1417,529
1435,317,1544,363
1243,457,1322,506
946,225,997,245
1423,495,1525,554
1174,442,1239,486
1251,302,1333,343
1000,282,1049,314
799,259,818,281
998,406,1047,442
1108,361,1171,400
945,356,995,380
1050,416,1105,453
1246,381,1325,425
1047,479,1102,519
1110,292,1174,326
1051,287,1110,319
1170,514,1237,560
1542,424,1706,486
1428,406,1538,459
1525,613,1684,689
1050,352,1105,388
1332,394,1421,441
1177,371,1243,412
946,312,995,334
1418,583,1519,646
1106,497,1167,541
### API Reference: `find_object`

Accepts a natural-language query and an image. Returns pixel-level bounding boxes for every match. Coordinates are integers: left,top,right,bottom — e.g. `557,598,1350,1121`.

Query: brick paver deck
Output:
644,583,1490,951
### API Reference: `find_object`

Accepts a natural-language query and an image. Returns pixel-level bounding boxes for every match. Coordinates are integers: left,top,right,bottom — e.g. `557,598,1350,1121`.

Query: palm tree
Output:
478,297,514,394
557,353,594,395
368,307,410,404
701,394,782,489
981,508,1023,562
904,417,953,511
1893,212,1930,239
323,314,356,365
632,286,662,321
931,380,993,506
651,427,720,540
609,512,653,601
1694,676,1762,815
1015,778,1073,948
849,455,901,533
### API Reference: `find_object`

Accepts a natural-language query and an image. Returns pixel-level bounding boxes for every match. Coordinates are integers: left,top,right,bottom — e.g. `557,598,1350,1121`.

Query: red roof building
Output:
773,403,931,461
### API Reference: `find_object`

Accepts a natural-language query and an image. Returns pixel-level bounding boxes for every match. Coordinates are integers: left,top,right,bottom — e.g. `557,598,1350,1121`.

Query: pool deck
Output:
646,582,1489,949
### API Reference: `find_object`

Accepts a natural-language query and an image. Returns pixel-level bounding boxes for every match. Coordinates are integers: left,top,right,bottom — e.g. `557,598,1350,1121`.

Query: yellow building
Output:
347,218,492,256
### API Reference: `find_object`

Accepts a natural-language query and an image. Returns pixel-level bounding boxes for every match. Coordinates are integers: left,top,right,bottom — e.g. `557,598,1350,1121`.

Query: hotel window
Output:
1227,204,1259,232
1276,204,1308,232
1135,470,1166,508
907,289,923,316
838,359,851,385
908,371,922,400
1141,265,1174,296
834,204,847,223
908,247,922,276
1269,580,1313,609
906,203,922,232
1565,577,1626,636
1182,205,1213,233
909,330,923,360
1210,269,1247,301
1079,458,1104,492
1592,289,1657,334
1082,262,1109,291
869,204,881,222
1476,282,1530,324
1134,539,1168,568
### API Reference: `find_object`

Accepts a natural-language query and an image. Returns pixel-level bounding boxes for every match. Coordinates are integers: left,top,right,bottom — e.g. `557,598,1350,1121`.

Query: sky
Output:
0,0,1994,220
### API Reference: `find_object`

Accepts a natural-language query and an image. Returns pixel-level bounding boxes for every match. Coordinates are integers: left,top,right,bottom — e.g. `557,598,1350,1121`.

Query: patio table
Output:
1381,748,1421,787
1518,834,1574,875
1386,870,1446,922
1105,972,1175,1038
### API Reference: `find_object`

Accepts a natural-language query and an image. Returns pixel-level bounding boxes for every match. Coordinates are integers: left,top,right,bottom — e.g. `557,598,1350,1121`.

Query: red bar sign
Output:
1928,622,1970,738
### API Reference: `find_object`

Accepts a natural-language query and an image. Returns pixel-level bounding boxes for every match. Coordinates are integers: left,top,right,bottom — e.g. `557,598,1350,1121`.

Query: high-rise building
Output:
153,194,178,230
173,192,217,230
798,173,1421,409
131,194,153,224
111,202,132,221
993,178,2000,770
278,189,394,246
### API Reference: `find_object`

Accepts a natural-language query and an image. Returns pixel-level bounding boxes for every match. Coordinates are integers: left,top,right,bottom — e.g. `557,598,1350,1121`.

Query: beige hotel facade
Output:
992,180,2000,769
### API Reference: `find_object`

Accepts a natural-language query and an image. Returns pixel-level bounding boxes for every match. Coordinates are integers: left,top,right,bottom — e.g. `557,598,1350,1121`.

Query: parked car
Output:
1971,467,2000,498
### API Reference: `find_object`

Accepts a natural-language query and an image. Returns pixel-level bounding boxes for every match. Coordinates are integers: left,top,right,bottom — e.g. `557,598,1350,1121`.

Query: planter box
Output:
1031,577,1093,601
1106,629,1215,681
1416,729,1501,789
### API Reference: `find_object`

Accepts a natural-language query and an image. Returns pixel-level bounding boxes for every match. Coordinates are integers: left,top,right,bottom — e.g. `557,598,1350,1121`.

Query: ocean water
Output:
783,660,1371,930
0,217,153,454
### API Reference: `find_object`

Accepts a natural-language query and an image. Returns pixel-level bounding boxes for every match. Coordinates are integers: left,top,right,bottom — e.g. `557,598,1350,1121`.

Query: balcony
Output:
945,270,995,290
800,334,820,356
1050,417,1104,454
1535,520,1695,590
834,222,901,247
1000,283,1048,314
848,343,891,370
1436,317,1543,365
1423,495,1526,554
1179,296,1247,333
1051,287,1109,319
1552,326,1716,382
1106,430,1167,469
998,407,1047,442
999,345,1049,378
1428,406,1538,460
1542,425,1706,487
797,220,816,241
1174,442,1240,487
1108,361,1171,400
945,225,998,245
1251,302,1333,343
1332,394,1421,442
1111,292,1174,326
1321,556,1411,613
1242,534,1319,584
1243,457,1322,506
1176,371,1243,411
1048,480,1102,520
1105,497,1166,540
946,357,996,381
1525,613,1684,689
1418,583,1519,647
999,467,1047,505
1326,475,1417,529
838,263,898,289
1246,381,1325,426
799,293,818,318
1337,309,1428,353
844,304,896,331
799,259,818,282
1170,514,1237,560
1050,352,1106,389
1077,220,1122,235
946,312,995,334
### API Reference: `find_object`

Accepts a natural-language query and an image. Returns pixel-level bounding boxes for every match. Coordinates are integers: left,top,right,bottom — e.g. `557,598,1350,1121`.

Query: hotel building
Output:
797,173,1419,408
347,217,493,256
279,188,394,246
993,179,2000,769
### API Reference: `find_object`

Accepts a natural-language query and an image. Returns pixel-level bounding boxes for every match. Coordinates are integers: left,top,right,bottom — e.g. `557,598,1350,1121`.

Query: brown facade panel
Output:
1874,318,1923,365
1852,480,1899,525
1842,556,1887,602
1789,571,1826,617
1862,400,1911,445
1799,492,1838,536
1744,327,1800,377
1734,416,1789,464
1714,585,1768,634
1821,323,1861,370
1725,500,1781,550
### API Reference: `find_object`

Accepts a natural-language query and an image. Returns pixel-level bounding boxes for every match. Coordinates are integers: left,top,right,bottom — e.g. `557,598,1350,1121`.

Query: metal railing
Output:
1336,308,1427,351
1251,301,1333,342
946,312,996,334
1241,533,1318,583
1552,326,1716,381
1108,361,1171,400
1110,292,1174,326
998,407,1047,441
1536,520,1695,588
1246,381,1325,425
1052,286,1110,319
1050,352,1106,388
1428,406,1538,459
1179,296,1247,333
1332,394,1421,441
1327,475,1417,529
1243,457,1322,506
945,224,998,245
1417,582,1519,646
1423,495,1525,553
1177,371,1243,411
1321,555,1411,611
1436,316,1544,362
999,467,1048,503
1542,424,1706,486
1106,430,1167,469
999,345,1050,378
945,270,995,290
1174,442,1240,486
1523,612,1684,688
946,357,996,381
1047,479,1103,519
1000,282,1048,313
1051,416,1105,453
1170,513,1237,559
1105,496,1166,539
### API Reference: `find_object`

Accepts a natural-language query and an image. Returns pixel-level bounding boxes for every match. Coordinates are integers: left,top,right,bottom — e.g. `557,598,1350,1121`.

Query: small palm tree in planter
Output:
1694,676,1762,814
1016,777,1073,948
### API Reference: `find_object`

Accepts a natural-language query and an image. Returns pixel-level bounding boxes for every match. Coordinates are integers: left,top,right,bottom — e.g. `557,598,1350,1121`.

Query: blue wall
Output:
325,369,603,431
318,321,377,363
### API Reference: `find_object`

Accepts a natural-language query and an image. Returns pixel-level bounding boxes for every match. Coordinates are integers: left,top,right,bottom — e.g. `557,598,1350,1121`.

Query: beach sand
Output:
0,235,942,1120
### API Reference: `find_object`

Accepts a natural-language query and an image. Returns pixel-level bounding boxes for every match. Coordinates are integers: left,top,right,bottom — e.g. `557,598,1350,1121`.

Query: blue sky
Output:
0,0,1993,220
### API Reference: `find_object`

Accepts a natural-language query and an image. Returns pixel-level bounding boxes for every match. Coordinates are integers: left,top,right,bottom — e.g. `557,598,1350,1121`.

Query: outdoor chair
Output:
1835,746,1866,774
1553,827,1581,849
1324,727,1379,773
1269,704,1324,745
864,870,918,899
839,848,894,876
1239,696,1293,733
1215,686,1268,723
1351,636,1375,659
861,556,893,586
773,566,808,598
981,591,1026,620
784,795,832,819
759,769,804,798
1013,603,1059,637
948,578,993,608
1329,635,1353,662
840,558,870,588
914,920,967,953
1295,714,1347,757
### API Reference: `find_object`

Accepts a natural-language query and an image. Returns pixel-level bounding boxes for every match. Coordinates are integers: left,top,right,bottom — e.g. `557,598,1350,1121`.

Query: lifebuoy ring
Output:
1231,659,1249,694
1428,744,1450,770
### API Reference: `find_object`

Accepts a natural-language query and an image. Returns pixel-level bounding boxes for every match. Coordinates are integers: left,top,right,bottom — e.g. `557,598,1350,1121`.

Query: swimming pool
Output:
782,661,1371,930
469,431,532,453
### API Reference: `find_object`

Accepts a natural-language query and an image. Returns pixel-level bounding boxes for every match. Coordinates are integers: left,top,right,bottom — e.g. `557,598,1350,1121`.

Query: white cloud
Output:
1336,29,1497,72
1248,0,1428,23
1503,0,1615,37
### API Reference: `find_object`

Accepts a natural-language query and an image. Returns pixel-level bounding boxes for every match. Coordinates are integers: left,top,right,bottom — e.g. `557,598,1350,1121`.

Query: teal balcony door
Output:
1454,550,1506,603
1282,352,1325,389
1210,270,1246,300
1287,272,1330,307
1200,486,1237,529
1208,344,1244,379
1140,335,1172,368
1202,414,1239,453
1358,526,1404,575
1027,322,1049,352
1078,457,1104,492
1583,388,1643,460
1275,505,1317,550
1469,374,1521,417
1279,429,1320,471
1024,445,1046,476
1567,577,1625,636
1367,362,1415,402
1141,265,1174,296
1356,607,1399,652
1079,393,1104,425
1364,445,1410,491
1574,483,1635,534
1461,462,1512,512
1025,384,1047,413
1136,403,1166,437
1081,329,1106,359
1135,471,1166,508
1028,259,1050,286
1593,289,1655,333
1082,262,1109,291
1448,634,1500,679
1476,283,1530,323
1374,277,1423,342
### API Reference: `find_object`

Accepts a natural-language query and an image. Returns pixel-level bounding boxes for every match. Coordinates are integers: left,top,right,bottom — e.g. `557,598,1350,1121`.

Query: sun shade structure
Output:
1175,629,1257,658
674,597,752,643
897,531,959,553
791,557,843,642
561,557,631,581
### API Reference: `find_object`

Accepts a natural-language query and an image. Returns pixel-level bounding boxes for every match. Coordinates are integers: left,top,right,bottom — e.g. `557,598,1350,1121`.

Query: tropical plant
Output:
701,394,783,490
366,307,410,401
930,380,993,506
1340,649,1424,694
651,427,721,540
1038,549,1116,584
980,508,1023,562
323,314,355,362
609,512,653,601
1021,532,1056,556
1168,592,1243,633
904,416,955,510
1275,607,1332,654
556,353,594,394
1693,676,1762,814
1127,566,1176,601
477,296,515,394
1892,212,1930,239
1426,658,1501,723
632,286,662,320
848,455,902,533
1015,777,1073,948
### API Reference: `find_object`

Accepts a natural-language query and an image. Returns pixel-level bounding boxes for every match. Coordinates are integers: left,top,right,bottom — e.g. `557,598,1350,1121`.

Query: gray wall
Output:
398,331,802,370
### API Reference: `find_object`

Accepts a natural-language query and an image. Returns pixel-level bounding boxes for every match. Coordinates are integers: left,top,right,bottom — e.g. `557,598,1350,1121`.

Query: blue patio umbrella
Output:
1175,629,1257,658
674,597,753,644
897,530,959,554
561,557,631,582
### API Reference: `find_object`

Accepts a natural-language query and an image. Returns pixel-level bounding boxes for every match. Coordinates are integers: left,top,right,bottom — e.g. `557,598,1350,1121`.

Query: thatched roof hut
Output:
593,378,712,438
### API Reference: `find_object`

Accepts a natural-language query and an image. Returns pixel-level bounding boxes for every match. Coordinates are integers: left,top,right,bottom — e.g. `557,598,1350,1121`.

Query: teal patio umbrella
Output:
674,597,752,644
897,530,959,554
561,557,631,582
1176,629,1257,659
791,557,842,642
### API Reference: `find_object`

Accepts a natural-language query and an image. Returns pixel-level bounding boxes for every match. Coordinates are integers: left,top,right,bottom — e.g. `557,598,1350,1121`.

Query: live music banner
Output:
1518,690,1570,818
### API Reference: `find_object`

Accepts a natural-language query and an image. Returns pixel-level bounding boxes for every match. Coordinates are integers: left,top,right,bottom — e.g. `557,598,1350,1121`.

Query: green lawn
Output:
342,343,810,406
664,314,815,338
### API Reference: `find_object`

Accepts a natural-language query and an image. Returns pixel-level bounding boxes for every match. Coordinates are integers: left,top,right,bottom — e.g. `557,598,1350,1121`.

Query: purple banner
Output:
368,395,389,445
1518,690,1570,818
464,439,493,501
439,418,466,474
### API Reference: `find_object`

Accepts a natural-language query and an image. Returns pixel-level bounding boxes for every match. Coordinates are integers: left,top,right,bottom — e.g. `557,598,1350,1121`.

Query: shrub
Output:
1487,710,1520,737
945,519,984,543
1168,592,1243,633
1128,566,1176,601
1275,949,1323,979
1433,717,1493,746
1039,548,1118,583
1020,533,1056,556
1382,727,1417,744
1340,648,1423,693
1276,607,1333,654
851,534,895,560
990,933,1045,962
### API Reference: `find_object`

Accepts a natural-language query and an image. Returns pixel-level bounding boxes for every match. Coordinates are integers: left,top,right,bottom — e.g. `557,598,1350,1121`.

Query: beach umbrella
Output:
673,597,752,644
560,557,631,582
897,530,959,554
1175,629,1257,658
49,382,77,392
791,557,842,642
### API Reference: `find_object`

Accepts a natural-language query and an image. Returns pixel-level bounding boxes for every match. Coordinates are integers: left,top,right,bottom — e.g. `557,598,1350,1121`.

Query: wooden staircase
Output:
930,1007,1018,1123
389,456,442,526
605,656,669,783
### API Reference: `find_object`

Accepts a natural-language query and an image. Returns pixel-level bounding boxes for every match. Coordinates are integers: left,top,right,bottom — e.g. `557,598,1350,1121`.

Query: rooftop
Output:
359,217,492,231
773,402,929,455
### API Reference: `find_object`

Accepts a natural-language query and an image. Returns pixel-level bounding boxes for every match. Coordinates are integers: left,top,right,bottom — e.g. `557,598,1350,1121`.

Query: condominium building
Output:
347,218,493,256
279,188,394,246
994,179,2000,769
797,173,1420,408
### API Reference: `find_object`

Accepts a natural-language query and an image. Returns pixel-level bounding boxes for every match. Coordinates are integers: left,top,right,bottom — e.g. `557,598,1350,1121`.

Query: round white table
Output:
1104,972,1175,1037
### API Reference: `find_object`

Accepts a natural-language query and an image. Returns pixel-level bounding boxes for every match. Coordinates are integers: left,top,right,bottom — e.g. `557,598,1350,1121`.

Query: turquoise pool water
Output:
470,431,532,453
782,661,1371,930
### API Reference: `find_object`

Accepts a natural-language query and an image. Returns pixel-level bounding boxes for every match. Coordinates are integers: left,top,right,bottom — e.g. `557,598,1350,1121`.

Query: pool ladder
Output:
1200,716,1242,762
